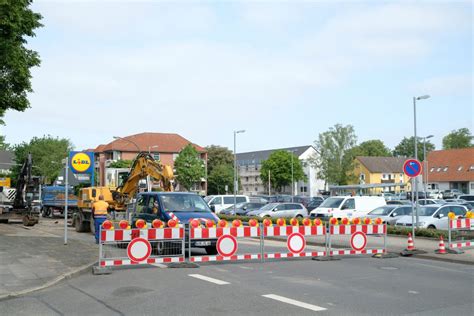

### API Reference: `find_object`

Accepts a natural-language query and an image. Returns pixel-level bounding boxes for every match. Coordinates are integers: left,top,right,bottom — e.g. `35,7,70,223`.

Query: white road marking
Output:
238,266,253,270
262,294,327,312
188,274,230,285
408,290,419,294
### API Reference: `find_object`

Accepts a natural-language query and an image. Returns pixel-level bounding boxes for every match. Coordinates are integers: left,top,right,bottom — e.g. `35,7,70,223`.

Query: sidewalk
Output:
0,220,98,299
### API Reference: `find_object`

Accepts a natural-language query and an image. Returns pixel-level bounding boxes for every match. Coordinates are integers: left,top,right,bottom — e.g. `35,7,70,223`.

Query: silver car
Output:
395,204,467,230
366,205,412,225
247,202,308,218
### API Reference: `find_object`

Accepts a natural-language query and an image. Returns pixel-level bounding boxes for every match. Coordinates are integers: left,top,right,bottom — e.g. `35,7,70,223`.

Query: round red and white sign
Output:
350,232,367,251
216,235,238,257
287,232,306,254
127,237,152,262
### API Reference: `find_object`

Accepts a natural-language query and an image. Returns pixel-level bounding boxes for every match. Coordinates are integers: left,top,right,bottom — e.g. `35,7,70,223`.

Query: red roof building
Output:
93,132,207,193
426,148,474,194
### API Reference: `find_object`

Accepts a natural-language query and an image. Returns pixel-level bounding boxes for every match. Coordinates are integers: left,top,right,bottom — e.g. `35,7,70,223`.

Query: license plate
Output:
195,241,211,246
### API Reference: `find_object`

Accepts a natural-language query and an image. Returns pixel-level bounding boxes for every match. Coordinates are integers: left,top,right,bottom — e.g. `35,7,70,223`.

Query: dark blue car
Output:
130,192,220,255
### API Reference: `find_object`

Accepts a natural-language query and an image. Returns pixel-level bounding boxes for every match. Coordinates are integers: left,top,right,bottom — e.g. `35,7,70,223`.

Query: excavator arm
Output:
114,153,174,205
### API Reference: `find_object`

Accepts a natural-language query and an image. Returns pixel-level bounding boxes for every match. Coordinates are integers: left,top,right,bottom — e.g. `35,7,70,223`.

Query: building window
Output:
437,167,441,172
430,167,435,172
153,153,160,161
471,183,474,190
458,166,463,171
360,173,365,181
172,153,178,161
246,165,249,171
382,174,388,179
470,165,474,171
255,176,258,182
300,186,307,193
255,187,258,191
443,167,448,172
255,164,258,171
245,177,248,182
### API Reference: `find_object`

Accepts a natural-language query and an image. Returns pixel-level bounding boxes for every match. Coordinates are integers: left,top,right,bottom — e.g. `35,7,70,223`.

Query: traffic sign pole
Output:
404,159,423,243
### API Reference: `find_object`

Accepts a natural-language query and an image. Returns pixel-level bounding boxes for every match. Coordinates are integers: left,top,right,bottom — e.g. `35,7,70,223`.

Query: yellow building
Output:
351,156,412,194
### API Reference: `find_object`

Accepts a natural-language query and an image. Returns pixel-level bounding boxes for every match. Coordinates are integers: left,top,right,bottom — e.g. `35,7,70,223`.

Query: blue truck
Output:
41,186,78,218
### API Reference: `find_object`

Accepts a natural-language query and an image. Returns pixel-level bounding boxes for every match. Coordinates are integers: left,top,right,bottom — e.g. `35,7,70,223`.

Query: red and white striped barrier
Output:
189,225,261,263
328,223,387,257
448,217,473,252
263,224,326,259
99,220,185,268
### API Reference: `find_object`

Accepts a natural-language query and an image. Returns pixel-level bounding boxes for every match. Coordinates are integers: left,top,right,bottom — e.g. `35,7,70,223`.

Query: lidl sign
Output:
69,151,94,174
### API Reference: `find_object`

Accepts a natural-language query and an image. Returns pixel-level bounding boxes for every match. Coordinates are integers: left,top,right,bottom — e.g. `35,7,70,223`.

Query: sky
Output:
2,0,472,153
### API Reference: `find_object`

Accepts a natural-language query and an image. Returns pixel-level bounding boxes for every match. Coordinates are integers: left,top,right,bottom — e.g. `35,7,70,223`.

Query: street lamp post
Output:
422,135,434,199
233,130,245,214
413,95,430,238
288,149,296,202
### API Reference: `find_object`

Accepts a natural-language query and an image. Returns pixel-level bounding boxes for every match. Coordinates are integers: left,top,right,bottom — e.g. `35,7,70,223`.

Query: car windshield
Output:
160,194,211,213
369,206,395,216
418,206,438,216
260,203,278,211
320,197,345,208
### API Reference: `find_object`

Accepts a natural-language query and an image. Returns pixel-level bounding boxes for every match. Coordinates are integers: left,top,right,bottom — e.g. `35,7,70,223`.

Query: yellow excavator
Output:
73,153,174,232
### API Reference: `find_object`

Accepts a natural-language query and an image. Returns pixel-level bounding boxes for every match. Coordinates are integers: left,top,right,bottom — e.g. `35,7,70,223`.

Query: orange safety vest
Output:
93,200,109,217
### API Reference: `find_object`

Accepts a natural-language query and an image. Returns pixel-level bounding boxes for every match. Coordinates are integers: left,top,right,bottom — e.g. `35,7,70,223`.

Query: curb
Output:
0,261,97,301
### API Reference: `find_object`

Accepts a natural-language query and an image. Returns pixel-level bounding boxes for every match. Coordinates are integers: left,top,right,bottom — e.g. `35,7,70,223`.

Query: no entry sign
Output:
403,159,422,178
127,237,152,262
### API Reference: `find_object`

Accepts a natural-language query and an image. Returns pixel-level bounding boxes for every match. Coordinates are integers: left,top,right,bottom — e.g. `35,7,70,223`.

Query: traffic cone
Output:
406,233,415,251
435,235,447,254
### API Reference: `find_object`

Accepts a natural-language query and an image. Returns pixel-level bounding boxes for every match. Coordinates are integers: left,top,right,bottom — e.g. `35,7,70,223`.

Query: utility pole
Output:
268,170,271,196
64,157,68,245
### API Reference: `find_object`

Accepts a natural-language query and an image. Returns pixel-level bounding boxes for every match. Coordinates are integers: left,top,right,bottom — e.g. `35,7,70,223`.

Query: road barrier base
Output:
400,249,427,256
447,248,464,254
312,256,341,261
372,252,399,259
167,262,200,269
92,265,112,275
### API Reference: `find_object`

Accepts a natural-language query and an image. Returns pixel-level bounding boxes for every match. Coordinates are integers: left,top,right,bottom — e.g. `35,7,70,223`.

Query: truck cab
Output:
130,192,220,255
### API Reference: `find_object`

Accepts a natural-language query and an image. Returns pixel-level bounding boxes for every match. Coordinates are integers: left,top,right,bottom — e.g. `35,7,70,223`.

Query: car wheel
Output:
427,225,436,230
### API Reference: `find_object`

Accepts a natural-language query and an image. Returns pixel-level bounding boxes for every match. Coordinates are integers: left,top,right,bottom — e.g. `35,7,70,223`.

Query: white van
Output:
204,195,249,214
310,196,386,219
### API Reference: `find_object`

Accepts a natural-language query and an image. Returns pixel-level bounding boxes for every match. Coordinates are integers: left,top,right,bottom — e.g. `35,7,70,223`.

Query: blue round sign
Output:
403,159,422,178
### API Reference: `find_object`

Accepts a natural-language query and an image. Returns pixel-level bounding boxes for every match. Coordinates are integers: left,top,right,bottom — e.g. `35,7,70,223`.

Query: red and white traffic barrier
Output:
327,219,387,257
448,216,473,253
99,220,185,268
189,221,261,263
263,222,326,259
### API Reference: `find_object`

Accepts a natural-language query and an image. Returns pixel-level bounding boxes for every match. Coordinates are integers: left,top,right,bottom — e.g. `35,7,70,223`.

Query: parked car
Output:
309,196,386,220
247,202,308,218
395,204,468,230
458,194,474,202
444,199,466,204
387,200,412,205
204,195,249,214
219,202,267,216
267,195,293,203
306,199,324,211
406,191,429,200
445,200,473,211
442,189,463,199
418,199,446,206
428,190,443,199
366,205,413,225
379,192,397,201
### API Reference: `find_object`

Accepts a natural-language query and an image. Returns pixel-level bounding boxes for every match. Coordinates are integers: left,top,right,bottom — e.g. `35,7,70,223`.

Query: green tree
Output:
207,164,234,195
310,124,357,185
0,0,43,124
206,145,234,174
0,135,9,150
393,137,435,161
260,150,306,193
108,160,132,168
174,144,205,191
442,128,473,149
352,140,391,157
11,135,73,184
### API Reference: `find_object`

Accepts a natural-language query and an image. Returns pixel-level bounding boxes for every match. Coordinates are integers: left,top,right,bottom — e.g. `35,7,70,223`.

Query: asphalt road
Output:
1,253,473,315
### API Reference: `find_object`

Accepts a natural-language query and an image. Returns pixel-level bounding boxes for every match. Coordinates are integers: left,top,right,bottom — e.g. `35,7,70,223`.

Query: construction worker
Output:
92,195,109,244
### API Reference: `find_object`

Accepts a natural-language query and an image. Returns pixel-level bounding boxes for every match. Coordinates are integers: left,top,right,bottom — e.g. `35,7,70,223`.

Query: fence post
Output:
260,223,265,263
384,224,387,254
99,225,103,263
327,223,332,258
188,224,192,261
448,217,451,249
182,225,186,261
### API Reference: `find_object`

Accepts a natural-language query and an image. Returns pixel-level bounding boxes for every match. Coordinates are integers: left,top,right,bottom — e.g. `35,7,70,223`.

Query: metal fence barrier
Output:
99,225,185,268
327,222,387,257
448,217,473,254
189,223,262,263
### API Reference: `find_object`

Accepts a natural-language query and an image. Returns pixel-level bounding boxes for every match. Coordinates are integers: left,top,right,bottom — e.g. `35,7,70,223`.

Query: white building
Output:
236,146,325,197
